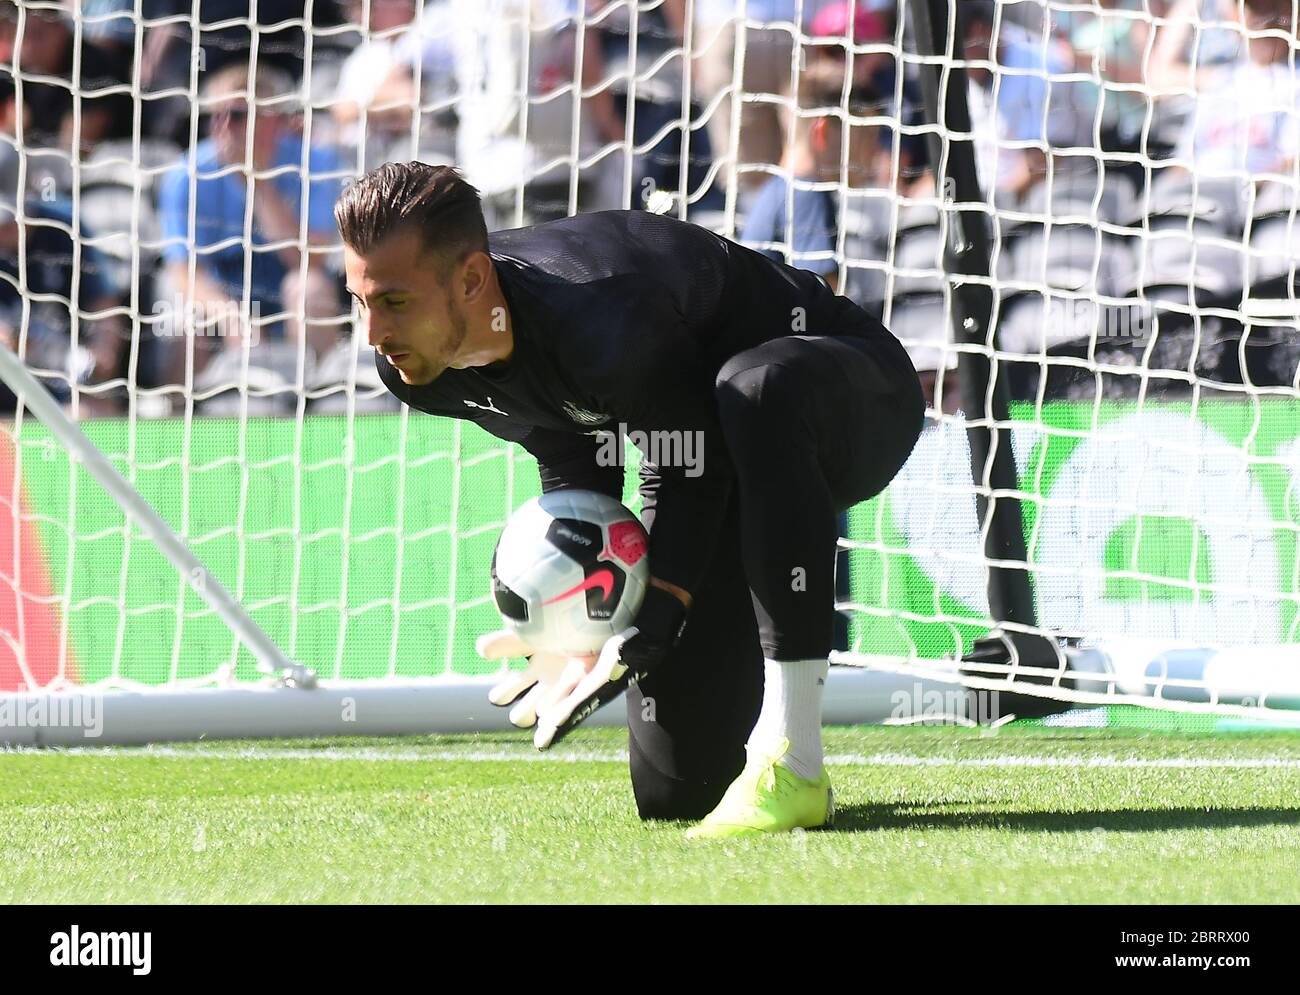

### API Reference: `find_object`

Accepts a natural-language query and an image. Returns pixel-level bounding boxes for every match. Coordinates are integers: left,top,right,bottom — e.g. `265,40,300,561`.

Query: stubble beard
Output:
402,300,469,387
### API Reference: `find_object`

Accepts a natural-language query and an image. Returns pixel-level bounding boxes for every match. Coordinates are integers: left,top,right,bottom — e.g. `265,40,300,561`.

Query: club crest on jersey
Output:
562,400,609,426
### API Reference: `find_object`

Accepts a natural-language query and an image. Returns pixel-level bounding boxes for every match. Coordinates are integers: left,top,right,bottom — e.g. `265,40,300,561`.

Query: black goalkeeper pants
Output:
629,332,924,820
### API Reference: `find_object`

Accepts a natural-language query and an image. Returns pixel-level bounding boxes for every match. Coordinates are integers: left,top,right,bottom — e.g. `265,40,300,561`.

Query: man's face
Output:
810,116,881,186
209,95,288,166
1246,2,1294,64
0,19,15,64
365,0,415,32
846,119,883,186
0,93,26,136
17,13,66,73
344,227,468,386
963,23,994,85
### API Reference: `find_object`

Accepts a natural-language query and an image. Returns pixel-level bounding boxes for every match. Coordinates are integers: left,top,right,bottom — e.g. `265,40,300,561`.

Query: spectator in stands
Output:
157,62,344,384
0,142,127,416
806,0,891,92
695,0,802,194
0,1,132,158
594,0,725,213
140,1,346,145
82,0,138,61
1123,0,1247,155
0,67,20,146
1174,0,1298,180
741,64,884,293
1148,0,1247,92
449,0,624,224
1054,0,1156,157
332,0,460,172
961,1,1089,203
691,0,737,178
802,1,931,196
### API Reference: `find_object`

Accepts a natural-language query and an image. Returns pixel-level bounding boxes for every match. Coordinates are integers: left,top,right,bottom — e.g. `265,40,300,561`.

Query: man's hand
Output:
477,630,597,730
532,583,688,750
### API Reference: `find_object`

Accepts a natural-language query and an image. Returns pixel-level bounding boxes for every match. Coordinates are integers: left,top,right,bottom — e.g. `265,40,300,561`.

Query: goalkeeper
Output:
338,163,923,838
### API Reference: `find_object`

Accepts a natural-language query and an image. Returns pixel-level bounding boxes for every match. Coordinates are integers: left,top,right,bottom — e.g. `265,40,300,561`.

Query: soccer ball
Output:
490,490,650,655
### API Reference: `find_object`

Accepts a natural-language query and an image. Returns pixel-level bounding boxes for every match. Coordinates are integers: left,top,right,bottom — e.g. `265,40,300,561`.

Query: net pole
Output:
910,0,1036,630
0,346,313,687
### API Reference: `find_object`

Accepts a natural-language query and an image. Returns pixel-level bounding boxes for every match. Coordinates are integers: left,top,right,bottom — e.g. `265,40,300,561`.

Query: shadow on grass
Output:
828,803,1300,834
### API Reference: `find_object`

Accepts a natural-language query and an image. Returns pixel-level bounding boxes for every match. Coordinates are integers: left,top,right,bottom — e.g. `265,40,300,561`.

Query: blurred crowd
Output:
0,0,1296,418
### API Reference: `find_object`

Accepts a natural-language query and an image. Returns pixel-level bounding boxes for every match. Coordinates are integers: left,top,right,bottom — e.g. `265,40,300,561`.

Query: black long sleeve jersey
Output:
376,208,896,597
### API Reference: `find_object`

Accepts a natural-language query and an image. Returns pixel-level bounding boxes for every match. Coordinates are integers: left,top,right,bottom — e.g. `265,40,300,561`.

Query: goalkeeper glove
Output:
533,584,687,750
477,631,597,731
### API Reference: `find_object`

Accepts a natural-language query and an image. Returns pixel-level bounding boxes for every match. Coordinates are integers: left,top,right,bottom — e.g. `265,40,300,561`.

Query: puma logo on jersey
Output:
563,400,609,425
464,396,508,416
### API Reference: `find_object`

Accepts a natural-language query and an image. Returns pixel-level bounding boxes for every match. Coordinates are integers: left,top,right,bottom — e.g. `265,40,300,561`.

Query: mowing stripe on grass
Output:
6,745,1300,769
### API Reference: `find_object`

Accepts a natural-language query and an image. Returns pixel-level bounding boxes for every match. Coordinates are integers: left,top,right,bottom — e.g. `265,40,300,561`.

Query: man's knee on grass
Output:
628,731,740,821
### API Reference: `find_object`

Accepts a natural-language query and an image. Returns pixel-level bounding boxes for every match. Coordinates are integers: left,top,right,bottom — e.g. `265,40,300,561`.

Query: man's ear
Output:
458,250,493,303
810,117,832,156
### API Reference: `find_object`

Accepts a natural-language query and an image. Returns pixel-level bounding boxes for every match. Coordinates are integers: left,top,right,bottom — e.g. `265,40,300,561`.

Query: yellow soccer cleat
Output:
685,739,834,840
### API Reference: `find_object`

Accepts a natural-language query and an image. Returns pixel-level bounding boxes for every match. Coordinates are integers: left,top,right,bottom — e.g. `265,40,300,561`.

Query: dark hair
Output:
0,2,67,27
334,162,489,280
792,63,871,135
1245,0,1294,27
959,1,997,36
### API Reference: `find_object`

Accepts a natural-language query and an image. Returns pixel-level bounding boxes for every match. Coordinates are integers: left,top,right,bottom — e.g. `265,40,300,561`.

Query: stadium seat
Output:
842,196,891,308
76,183,160,298
1005,222,1116,296
1248,214,1299,285
1238,316,1300,388
1145,168,1245,233
997,288,1100,356
1019,165,1134,227
1249,179,1300,222
308,340,401,415
1139,215,1247,303
195,341,309,417
886,290,951,374
77,138,179,281
891,224,945,296
841,191,894,243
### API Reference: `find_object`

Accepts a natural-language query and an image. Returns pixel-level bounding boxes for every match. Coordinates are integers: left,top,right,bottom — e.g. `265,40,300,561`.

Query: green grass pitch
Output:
3,723,1299,904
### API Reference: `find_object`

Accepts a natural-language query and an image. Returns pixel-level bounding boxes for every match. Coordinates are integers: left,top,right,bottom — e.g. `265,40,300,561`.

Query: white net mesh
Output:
0,0,1296,717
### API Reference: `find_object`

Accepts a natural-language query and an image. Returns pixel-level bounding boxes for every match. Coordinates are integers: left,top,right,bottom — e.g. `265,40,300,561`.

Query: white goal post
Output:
3,0,1300,744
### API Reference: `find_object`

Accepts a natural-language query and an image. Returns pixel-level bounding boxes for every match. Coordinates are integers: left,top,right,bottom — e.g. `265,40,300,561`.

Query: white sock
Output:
745,657,828,781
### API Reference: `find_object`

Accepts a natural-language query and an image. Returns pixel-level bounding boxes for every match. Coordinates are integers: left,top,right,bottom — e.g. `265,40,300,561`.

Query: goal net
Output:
1,0,1299,741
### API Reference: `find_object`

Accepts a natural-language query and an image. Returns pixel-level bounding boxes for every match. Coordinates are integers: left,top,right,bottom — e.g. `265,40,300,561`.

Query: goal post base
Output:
841,640,1300,720
958,629,1081,720
6,643,1296,746
0,667,963,747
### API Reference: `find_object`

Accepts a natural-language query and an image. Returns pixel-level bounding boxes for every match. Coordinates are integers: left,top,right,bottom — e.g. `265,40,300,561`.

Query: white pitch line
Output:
5,745,1300,770
827,753,1300,770
0,746,627,763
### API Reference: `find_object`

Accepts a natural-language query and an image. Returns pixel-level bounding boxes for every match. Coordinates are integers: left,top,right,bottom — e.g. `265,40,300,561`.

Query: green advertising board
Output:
10,398,1300,687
